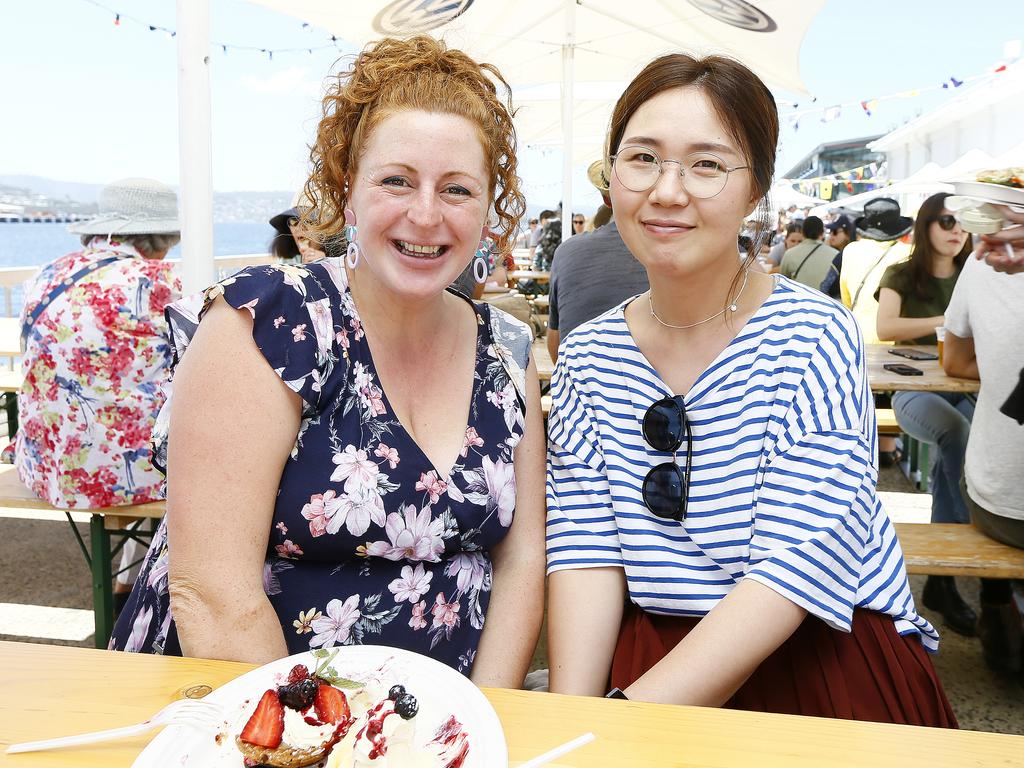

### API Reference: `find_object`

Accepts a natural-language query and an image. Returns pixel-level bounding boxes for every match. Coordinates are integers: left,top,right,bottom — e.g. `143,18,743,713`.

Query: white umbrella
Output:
246,0,823,235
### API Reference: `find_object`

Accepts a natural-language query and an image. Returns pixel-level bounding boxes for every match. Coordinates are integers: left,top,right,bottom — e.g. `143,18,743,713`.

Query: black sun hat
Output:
854,197,914,241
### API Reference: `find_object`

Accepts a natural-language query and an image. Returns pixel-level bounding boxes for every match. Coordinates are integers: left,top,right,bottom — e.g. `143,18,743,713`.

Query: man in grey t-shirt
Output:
546,219,648,362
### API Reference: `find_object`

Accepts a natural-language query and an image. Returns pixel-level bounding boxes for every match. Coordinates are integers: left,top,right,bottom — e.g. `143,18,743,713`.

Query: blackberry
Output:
277,678,319,710
394,693,418,719
388,684,407,701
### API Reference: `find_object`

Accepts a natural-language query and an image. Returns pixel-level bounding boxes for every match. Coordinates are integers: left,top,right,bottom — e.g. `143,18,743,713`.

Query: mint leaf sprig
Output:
309,648,363,689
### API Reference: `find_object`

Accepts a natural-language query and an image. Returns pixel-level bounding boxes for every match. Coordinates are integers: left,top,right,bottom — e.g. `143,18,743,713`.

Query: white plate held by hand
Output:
952,181,1024,207
133,646,507,767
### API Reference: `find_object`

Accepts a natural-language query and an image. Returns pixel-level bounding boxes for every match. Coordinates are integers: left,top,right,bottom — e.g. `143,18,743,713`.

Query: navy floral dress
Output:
109,259,533,675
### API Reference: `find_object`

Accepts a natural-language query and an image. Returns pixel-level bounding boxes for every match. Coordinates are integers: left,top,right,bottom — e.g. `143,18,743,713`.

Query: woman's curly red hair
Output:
303,35,525,254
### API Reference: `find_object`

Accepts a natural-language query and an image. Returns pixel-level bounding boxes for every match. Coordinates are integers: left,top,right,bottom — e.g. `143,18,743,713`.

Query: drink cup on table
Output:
935,326,946,364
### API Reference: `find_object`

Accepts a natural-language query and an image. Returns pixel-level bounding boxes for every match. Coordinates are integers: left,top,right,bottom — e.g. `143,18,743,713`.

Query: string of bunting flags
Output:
79,0,344,59
79,0,1014,111
779,63,1012,131
783,163,885,200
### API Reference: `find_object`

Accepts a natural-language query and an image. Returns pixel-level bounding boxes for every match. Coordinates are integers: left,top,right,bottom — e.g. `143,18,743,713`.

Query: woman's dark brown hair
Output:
602,53,779,295
304,35,525,253
901,192,972,301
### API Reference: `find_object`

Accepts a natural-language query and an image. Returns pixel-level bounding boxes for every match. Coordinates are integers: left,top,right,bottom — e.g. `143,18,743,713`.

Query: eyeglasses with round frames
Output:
611,146,750,198
932,214,959,231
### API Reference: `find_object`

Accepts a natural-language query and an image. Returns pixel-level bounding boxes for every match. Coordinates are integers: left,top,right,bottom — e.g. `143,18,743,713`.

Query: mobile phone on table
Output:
883,363,924,376
888,348,938,361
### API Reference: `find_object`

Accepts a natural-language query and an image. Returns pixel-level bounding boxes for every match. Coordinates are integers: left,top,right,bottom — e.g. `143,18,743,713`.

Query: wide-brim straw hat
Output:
68,177,179,236
587,159,610,195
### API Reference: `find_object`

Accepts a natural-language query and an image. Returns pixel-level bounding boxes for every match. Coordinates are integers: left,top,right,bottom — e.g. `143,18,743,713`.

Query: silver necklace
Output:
647,270,750,330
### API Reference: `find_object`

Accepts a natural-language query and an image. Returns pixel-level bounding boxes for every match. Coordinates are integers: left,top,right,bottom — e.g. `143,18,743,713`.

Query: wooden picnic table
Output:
2,641,1022,768
508,270,550,283
532,337,553,384
0,465,164,647
867,345,979,394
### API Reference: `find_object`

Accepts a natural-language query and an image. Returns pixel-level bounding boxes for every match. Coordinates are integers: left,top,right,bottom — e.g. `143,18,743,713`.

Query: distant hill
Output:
0,175,103,203
0,175,292,222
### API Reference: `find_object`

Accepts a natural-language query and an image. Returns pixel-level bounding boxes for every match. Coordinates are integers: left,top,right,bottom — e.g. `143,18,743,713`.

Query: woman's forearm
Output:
623,579,806,706
547,568,627,696
875,314,945,342
170,579,288,663
470,551,545,688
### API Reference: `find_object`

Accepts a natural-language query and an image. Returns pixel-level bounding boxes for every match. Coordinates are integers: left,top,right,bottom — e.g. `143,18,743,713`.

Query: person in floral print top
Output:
16,178,182,509
110,37,546,687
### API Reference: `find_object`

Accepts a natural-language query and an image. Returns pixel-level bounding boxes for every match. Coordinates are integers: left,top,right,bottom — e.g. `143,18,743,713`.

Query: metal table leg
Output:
89,514,113,649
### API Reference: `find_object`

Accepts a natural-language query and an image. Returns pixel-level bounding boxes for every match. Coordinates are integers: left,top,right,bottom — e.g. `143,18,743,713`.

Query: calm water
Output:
0,221,273,269
0,221,273,316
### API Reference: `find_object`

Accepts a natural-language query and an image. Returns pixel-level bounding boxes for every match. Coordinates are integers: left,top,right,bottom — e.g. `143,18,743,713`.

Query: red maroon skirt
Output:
610,605,957,728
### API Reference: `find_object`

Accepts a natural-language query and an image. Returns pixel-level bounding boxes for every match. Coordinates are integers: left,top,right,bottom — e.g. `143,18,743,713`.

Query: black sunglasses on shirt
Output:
641,395,692,522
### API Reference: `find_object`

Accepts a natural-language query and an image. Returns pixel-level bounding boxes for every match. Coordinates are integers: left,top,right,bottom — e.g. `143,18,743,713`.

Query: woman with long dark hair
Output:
544,53,954,725
876,192,975,637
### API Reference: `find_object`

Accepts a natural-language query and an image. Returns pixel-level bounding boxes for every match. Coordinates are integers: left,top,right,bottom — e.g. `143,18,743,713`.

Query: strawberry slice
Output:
313,683,351,725
239,689,285,748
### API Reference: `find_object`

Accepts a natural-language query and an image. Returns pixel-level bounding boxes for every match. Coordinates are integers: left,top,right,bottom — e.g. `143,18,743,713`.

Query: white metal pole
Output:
560,0,575,243
176,0,216,293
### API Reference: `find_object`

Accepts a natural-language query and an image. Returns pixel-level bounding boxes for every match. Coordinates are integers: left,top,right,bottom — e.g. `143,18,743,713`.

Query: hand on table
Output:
975,205,1024,274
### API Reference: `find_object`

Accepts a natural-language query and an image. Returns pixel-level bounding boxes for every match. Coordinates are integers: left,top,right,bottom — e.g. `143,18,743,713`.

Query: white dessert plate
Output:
951,180,1024,207
133,646,508,767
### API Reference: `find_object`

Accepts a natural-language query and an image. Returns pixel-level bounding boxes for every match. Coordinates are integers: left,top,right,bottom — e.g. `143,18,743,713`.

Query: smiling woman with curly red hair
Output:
110,37,545,690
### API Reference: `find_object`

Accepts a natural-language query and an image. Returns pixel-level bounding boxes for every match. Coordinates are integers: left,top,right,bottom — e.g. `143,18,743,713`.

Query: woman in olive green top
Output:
875,192,976,636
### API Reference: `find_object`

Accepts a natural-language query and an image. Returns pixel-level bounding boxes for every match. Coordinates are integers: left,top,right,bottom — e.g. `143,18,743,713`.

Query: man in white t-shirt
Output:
943,253,1024,678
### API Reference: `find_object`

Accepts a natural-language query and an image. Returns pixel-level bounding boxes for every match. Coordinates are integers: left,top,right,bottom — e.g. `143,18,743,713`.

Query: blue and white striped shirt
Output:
546,277,938,651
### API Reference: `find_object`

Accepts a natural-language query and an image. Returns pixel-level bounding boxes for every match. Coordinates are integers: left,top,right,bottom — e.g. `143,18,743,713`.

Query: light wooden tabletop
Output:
532,337,553,382
531,341,979,395
1,642,1022,767
0,317,19,358
508,270,550,282
866,345,980,393
0,464,165,517
0,368,21,393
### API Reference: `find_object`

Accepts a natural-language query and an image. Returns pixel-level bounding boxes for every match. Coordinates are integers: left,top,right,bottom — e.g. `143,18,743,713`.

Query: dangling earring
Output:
473,242,489,284
344,224,359,269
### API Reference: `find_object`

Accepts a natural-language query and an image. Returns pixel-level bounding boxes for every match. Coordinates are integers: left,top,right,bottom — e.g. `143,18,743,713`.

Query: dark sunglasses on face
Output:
573,219,585,225
641,395,691,522
934,214,958,231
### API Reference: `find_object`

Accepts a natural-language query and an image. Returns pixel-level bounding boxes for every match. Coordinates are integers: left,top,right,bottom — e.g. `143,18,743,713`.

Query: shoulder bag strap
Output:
792,242,823,283
21,254,132,348
850,243,897,310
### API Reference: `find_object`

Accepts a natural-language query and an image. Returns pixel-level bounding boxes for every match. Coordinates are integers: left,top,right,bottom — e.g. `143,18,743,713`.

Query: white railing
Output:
0,253,277,319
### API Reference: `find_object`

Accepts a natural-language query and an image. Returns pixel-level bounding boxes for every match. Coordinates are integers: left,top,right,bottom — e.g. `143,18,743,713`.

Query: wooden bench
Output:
894,523,1024,578
0,464,165,647
876,407,902,436
881,490,1024,577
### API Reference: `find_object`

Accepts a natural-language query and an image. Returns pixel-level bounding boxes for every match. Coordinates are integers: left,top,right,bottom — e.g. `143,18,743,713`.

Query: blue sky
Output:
3,0,1022,214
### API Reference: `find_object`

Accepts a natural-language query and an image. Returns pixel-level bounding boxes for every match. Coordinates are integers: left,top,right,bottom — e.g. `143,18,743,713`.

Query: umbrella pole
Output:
176,0,216,294
560,0,575,243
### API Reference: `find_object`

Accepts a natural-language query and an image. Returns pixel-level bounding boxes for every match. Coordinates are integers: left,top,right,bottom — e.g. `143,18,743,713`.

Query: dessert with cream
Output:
234,649,470,768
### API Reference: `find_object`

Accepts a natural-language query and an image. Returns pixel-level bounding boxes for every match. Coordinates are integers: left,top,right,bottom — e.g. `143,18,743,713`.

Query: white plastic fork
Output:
6,698,225,754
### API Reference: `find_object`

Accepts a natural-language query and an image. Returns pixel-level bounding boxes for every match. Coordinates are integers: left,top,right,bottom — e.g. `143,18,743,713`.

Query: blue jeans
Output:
892,391,974,523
